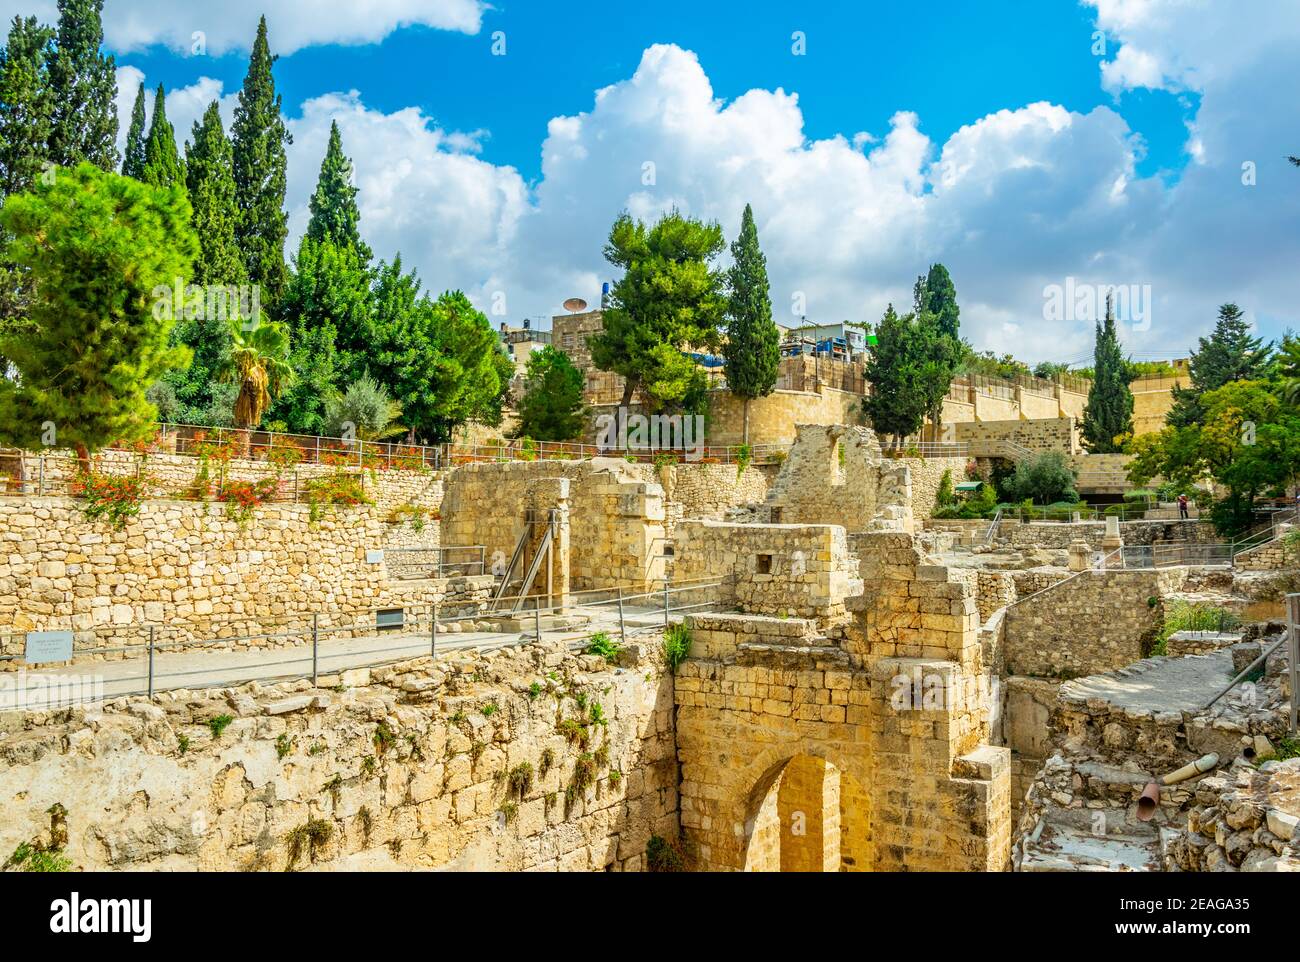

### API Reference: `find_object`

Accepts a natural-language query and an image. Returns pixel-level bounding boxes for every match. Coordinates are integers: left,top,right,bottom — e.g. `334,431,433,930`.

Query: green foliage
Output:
935,469,956,508
223,314,294,429
662,623,692,673
512,344,587,441
646,834,688,872
1003,451,1079,505
1152,601,1242,656
590,210,726,412
46,0,117,171
723,203,780,440
415,290,514,442
284,818,332,870
271,321,341,435
1169,304,1273,428
208,714,234,739
275,733,294,760
120,80,146,178
185,101,245,286
306,120,370,262
961,349,1032,380
1082,298,1134,453
585,631,620,663
141,84,185,188
4,841,71,872
73,471,146,530
0,15,55,196
863,304,938,441
923,263,960,340
0,164,196,462
231,16,290,303
507,762,534,798
324,375,403,440
932,482,997,519
279,235,373,381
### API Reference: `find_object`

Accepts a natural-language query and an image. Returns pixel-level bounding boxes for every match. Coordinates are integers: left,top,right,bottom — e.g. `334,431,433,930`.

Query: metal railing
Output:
0,576,736,710
384,546,487,579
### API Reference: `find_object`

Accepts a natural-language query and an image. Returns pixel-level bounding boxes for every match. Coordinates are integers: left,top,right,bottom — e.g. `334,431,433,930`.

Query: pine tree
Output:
121,81,146,178
912,267,962,436
277,235,372,389
722,203,779,443
307,120,370,261
46,0,117,170
512,345,587,442
1168,303,1273,428
863,304,933,444
1081,295,1134,452
0,15,55,197
0,164,197,466
140,84,184,189
231,16,291,303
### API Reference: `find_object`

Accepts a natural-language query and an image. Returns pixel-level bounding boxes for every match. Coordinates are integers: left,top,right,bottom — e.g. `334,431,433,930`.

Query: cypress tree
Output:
1081,295,1134,452
140,84,184,189
1168,303,1273,428
185,101,243,285
307,120,370,262
0,15,55,197
121,80,146,179
46,0,117,170
231,16,291,304
924,262,960,340
722,203,779,443
863,304,932,445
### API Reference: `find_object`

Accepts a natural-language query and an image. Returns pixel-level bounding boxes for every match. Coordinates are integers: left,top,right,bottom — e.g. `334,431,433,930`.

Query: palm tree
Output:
222,314,294,430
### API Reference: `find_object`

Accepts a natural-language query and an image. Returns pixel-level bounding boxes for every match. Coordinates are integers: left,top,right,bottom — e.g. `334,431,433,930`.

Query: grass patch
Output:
208,714,234,739
585,631,620,663
285,819,333,870
1151,601,1242,656
3,842,71,873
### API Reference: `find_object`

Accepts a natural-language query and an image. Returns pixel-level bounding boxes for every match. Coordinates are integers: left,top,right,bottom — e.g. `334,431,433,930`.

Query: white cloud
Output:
112,3,1300,365
1,0,485,55
113,66,235,159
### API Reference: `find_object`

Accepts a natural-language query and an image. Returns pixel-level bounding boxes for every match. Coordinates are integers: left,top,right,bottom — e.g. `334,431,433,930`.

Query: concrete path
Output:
1059,651,1236,714
2,604,671,711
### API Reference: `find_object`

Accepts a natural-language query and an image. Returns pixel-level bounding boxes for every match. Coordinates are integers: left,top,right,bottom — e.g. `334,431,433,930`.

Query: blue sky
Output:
119,0,1199,185
7,0,1297,364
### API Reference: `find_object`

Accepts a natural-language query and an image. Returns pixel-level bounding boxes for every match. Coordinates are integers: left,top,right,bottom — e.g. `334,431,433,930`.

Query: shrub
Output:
1151,601,1242,656
646,834,688,872
585,631,620,663
934,469,956,509
71,471,147,531
304,471,371,508
208,714,234,739
219,478,279,526
662,623,693,672
1003,451,1078,505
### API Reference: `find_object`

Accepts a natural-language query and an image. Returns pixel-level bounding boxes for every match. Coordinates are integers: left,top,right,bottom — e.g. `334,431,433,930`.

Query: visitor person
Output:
1178,493,1189,519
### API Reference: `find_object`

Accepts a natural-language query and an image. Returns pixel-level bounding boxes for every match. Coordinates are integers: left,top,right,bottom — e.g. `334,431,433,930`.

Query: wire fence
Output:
0,577,735,710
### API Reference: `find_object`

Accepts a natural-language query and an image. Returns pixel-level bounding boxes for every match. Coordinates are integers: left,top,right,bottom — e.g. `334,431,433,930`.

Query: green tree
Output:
419,290,514,442
863,304,932,444
185,101,245,286
1004,451,1079,505
306,120,370,262
223,314,293,429
512,345,587,441
324,375,403,440
269,321,341,435
0,15,55,196
277,235,373,384
1169,303,1273,427
120,80,146,179
0,15,55,340
140,84,184,189
0,164,196,467
231,15,291,303
46,0,117,171
924,262,960,340
722,203,779,442
589,210,726,412
1081,295,1134,452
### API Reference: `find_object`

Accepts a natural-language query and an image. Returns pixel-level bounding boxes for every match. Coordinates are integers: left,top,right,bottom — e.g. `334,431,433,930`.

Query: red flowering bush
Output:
219,478,280,526
72,471,147,531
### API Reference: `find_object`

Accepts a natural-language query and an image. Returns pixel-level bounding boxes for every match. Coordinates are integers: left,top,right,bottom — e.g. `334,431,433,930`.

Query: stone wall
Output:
1002,568,1186,677
1131,373,1187,437
660,463,770,528
439,459,666,593
1165,760,1300,872
705,387,863,447
999,519,1219,549
669,520,861,622
953,418,1080,455
0,641,679,871
0,497,491,661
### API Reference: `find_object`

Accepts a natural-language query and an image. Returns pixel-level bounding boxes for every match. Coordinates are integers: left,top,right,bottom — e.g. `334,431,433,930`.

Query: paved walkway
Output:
1059,651,1236,714
2,604,672,711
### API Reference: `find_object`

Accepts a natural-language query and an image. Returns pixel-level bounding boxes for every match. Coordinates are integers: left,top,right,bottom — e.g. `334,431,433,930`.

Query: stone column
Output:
1101,515,1123,568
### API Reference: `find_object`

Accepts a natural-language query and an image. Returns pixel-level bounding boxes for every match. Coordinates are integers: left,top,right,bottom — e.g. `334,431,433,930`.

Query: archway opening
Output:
741,754,872,872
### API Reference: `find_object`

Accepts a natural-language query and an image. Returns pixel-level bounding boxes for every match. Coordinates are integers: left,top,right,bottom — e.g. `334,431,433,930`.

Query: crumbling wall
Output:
0,642,678,872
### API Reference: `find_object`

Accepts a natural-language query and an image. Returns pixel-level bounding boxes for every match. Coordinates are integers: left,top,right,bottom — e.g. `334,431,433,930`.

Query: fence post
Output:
1288,593,1299,737
535,600,542,642
311,613,319,687
431,603,438,661
147,625,155,699
663,577,670,628
617,587,626,645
